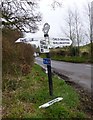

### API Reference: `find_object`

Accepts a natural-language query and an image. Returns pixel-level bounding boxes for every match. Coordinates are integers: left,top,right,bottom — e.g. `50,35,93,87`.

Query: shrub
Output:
20,63,31,76
50,49,67,57
69,47,79,56
2,27,34,76
81,51,89,57
16,43,34,66
58,50,66,56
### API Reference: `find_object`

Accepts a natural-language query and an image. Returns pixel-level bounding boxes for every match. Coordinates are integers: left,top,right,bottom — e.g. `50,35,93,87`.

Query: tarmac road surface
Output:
35,57,92,92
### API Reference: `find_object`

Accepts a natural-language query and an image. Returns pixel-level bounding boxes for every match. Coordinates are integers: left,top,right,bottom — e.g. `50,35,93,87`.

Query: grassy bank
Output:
51,56,91,63
40,54,91,63
39,43,93,63
3,64,88,119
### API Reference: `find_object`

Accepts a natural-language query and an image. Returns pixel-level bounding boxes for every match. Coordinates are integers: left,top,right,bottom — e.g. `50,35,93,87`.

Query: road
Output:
35,57,91,92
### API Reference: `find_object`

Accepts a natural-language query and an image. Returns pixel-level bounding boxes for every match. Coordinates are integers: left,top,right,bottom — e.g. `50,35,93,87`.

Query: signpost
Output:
42,23,53,96
15,22,73,108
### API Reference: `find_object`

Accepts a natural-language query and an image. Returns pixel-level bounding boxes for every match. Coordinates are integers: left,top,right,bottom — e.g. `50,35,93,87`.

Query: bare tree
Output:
84,1,93,57
91,1,93,60
62,8,84,56
62,8,83,47
64,9,76,46
91,1,93,42
74,9,83,56
51,0,63,10
61,8,77,56
84,2,91,42
1,0,42,33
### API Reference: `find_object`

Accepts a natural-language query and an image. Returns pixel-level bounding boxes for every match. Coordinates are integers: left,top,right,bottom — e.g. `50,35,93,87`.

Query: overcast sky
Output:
25,0,92,43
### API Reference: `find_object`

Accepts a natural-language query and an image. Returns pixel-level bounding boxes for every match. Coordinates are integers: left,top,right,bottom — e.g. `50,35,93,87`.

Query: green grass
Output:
80,43,92,52
40,54,91,63
3,64,87,119
51,56,91,63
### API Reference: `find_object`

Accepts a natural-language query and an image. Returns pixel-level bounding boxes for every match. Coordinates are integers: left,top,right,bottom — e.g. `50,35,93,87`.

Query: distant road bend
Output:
35,57,91,92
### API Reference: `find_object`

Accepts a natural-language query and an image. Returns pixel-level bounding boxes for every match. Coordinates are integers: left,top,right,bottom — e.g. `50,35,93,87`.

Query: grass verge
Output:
51,56,91,63
40,54,91,63
2,64,88,119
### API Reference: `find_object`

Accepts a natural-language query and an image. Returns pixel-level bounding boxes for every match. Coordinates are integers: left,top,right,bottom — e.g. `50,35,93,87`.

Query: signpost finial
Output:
42,23,50,34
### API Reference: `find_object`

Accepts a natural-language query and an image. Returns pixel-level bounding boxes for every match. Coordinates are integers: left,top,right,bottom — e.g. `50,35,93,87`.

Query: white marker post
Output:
39,97,63,108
